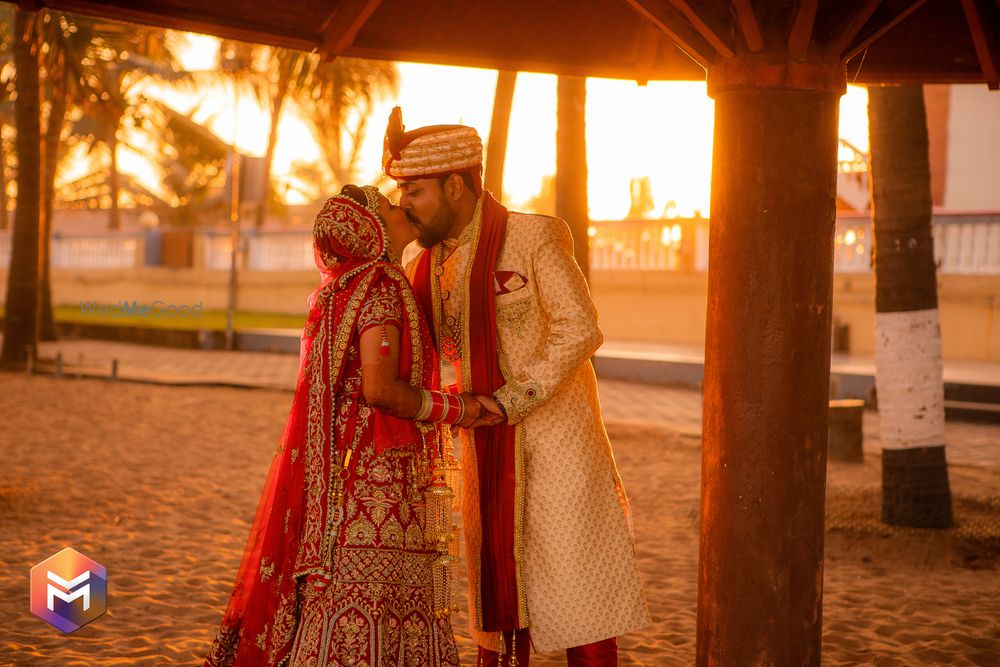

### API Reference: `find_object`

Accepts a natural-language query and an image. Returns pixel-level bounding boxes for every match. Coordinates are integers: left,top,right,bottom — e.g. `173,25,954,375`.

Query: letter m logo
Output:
47,570,91,611
30,547,108,633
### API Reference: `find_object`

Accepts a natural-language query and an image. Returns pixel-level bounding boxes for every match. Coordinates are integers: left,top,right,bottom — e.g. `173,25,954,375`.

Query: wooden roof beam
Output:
733,0,765,52
319,0,383,60
634,23,662,85
787,0,819,59
961,0,1000,89
667,0,736,58
623,0,719,69
843,0,929,61
824,0,882,59
34,0,318,51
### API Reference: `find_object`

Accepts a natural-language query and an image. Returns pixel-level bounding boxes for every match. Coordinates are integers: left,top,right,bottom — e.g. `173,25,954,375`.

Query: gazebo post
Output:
697,57,846,666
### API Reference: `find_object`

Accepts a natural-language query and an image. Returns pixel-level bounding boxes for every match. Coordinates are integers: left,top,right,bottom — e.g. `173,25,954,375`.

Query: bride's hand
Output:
456,392,483,428
464,395,505,428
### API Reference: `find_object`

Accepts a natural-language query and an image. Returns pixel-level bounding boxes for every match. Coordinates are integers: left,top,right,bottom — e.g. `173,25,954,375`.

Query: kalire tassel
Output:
379,324,390,357
425,459,459,617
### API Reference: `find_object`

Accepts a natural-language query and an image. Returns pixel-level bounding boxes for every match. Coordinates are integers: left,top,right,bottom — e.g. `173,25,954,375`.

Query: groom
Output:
387,108,649,666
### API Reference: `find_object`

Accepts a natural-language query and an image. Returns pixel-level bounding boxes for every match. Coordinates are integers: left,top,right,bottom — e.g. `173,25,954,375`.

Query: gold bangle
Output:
416,388,433,421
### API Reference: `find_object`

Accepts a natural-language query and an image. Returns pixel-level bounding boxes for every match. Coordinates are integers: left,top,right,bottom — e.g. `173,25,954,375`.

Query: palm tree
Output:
255,46,314,227
31,12,186,339
555,75,590,282
868,84,953,529
484,70,516,198
0,10,14,232
56,17,187,230
297,56,397,192
0,7,42,368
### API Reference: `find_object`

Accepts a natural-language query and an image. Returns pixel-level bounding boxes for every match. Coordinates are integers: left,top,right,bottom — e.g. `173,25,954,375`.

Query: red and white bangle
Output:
417,389,466,424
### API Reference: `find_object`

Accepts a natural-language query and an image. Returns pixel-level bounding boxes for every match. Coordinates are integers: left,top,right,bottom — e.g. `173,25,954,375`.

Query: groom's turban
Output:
382,107,483,192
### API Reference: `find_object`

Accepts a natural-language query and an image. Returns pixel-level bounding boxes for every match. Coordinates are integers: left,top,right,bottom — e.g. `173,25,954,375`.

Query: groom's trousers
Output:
476,628,618,666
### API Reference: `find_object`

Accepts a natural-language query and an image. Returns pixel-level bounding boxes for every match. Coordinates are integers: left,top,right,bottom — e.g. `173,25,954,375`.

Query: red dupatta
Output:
204,189,440,666
411,191,523,633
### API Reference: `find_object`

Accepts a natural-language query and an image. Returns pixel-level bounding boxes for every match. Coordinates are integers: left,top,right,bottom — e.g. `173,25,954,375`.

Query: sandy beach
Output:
1,373,998,665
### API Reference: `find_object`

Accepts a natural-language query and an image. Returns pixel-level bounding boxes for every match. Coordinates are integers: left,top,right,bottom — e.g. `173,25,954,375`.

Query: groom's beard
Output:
410,198,456,249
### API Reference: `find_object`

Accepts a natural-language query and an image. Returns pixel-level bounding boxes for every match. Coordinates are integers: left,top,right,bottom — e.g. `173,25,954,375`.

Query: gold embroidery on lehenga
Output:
357,281,404,333
345,516,377,546
260,558,275,582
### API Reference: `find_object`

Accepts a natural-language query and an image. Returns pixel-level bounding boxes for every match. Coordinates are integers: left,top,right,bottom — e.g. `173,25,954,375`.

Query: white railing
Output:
2,212,999,276
588,217,707,271
833,216,872,273
51,233,139,268
0,231,139,269
247,231,313,271
933,215,1000,274
589,212,1000,274
201,229,236,272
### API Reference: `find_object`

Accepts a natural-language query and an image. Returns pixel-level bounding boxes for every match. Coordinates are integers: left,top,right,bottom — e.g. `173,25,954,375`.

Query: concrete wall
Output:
0,267,321,317
943,85,1000,210
2,267,998,362
591,270,1000,363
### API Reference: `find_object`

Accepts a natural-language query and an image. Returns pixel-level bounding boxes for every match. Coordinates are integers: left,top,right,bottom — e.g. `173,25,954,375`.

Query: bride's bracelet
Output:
417,388,466,424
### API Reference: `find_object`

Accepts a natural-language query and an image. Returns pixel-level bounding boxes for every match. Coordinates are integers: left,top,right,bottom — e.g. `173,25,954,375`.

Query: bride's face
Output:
378,192,417,249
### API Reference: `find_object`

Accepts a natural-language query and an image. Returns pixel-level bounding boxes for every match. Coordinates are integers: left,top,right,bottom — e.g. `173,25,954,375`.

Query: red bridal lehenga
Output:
204,186,460,667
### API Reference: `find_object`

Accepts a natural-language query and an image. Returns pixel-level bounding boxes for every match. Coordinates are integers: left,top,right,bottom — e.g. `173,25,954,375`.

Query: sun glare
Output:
96,31,872,221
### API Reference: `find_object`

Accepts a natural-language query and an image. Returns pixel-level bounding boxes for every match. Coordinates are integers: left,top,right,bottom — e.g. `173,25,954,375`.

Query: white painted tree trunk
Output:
873,308,946,451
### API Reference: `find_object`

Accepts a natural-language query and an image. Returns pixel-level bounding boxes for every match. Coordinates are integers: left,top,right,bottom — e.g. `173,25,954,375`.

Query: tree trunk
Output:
328,76,345,188
0,118,8,231
0,9,42,368
40,65,67,342
484,70,516,199
257,59,293,228
868,84,953,529
555,75,590,283
108,126,121,230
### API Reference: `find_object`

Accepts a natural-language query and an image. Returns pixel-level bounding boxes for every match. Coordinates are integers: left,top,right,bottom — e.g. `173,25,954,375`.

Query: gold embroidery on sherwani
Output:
437,198,529,650
496,295,533,333
493,378,546,425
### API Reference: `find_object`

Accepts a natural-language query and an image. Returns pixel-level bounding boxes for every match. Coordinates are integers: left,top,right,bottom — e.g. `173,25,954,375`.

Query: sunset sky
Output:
121,31,871,221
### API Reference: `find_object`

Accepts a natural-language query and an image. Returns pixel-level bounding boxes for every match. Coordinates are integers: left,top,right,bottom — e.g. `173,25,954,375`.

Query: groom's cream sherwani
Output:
408,210,650,653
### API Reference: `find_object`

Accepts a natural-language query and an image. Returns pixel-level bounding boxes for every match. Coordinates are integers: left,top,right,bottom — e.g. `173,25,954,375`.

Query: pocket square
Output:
494,271,528,295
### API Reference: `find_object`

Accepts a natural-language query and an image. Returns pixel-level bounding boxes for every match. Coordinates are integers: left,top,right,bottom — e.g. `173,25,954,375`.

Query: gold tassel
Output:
425,452,460,617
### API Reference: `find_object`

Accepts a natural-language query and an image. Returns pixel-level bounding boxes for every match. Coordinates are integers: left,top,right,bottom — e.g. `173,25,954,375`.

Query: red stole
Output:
412,192,522,632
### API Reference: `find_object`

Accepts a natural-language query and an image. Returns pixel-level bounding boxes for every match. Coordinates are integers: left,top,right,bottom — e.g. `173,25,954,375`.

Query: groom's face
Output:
399,178,456,249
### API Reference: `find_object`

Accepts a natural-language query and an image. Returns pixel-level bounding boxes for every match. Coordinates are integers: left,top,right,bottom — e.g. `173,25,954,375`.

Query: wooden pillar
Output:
697,57,846,666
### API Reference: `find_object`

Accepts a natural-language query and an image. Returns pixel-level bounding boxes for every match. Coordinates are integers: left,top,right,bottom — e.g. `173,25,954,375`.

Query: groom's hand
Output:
466,395,505,428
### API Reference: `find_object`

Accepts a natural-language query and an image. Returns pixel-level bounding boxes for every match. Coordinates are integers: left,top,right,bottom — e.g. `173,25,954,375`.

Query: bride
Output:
204,184,500,667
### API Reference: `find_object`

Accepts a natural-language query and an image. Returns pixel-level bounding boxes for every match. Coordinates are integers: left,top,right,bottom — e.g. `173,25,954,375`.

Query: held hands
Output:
457,393,506,429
